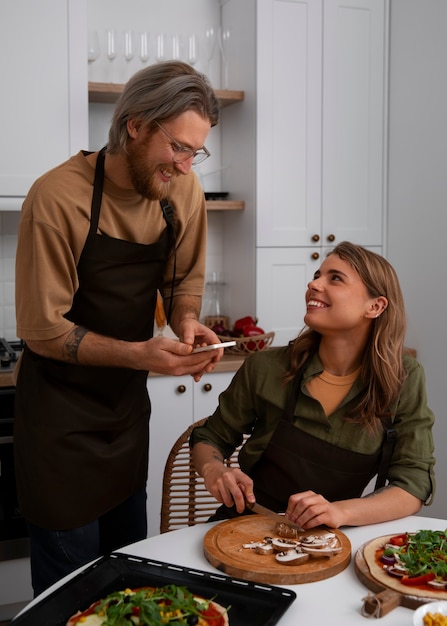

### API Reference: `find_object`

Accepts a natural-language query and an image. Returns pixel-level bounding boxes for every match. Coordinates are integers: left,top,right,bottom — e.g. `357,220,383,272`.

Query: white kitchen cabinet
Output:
0,0,88,210
256,0,388,250
255,0,388,344
145,370,235,537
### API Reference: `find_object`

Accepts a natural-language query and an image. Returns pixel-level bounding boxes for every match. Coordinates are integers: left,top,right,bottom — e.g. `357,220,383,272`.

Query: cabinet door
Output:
256,247,320,347
321,0,387,246
0,0,88,206
256,0,388,249
146,376,193,537
256,0,322,248
146,370,236,537
193,371,235,421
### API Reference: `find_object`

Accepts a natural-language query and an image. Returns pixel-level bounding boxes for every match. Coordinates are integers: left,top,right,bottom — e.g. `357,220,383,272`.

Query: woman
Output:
190,242,435,529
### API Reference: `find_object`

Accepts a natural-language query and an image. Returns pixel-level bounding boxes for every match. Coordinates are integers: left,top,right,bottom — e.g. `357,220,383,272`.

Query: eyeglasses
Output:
154,121,211,165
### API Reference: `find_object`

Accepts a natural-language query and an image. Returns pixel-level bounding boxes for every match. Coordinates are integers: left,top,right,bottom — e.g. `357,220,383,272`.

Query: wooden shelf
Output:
205,200,244,211
88,82,244,107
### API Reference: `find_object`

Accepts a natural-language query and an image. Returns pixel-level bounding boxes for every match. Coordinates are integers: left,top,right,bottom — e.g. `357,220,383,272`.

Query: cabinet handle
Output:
327,234,335,242
177,385,187,394
203,383,212,392
311,234,320,242
311,252,320,260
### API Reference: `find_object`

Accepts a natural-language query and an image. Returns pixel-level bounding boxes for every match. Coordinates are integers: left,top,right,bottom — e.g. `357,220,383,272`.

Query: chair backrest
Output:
160,418,248,534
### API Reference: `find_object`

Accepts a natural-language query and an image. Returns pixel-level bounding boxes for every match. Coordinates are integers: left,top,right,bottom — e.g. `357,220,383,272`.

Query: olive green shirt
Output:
190,347,435,504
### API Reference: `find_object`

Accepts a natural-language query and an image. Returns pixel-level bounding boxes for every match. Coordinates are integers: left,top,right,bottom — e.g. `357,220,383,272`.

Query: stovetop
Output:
0,338,24,372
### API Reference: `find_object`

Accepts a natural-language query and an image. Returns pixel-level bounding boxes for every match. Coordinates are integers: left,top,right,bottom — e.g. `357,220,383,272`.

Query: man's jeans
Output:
27,488,147,597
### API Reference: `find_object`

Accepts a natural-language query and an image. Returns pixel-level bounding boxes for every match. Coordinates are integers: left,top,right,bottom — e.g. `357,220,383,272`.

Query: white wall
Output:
387,0,447,519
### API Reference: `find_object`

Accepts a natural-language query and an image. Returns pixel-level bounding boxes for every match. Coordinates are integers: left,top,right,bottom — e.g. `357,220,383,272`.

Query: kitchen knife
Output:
247,502,304,531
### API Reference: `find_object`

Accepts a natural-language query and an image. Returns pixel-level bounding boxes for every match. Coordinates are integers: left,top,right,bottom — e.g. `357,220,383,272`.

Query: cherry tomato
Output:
401,572,436,586
389,533,408,547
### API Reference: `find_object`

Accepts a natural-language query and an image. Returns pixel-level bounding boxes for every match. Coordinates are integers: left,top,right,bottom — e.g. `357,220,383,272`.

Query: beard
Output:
126,141,177,200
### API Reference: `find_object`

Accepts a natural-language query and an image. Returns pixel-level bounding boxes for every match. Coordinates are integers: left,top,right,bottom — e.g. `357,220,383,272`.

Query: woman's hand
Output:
284,491,345,529
284,486,423,529
203,465,255,513
192,442,255,513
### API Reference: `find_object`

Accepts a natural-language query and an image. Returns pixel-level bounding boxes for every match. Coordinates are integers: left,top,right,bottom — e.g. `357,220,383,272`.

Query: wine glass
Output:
139,31,150,66
155,32,167,63
219,27,231,89
87,30,100,64
187,34,199,66
171,34,183,61
123,30,135,79
205,26,218,81
87,30,100,81
106,28,117,82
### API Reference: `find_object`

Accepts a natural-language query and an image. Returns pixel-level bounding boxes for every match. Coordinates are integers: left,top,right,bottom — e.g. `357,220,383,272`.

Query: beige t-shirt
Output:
15,151,207,340
306,368,361,416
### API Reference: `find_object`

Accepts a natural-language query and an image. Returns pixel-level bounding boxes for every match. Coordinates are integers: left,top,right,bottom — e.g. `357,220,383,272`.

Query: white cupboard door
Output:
256,0,322,248
146,376,192,537
193,371,235,421
0,0,88,205
321,0,388,246
256,247,320,347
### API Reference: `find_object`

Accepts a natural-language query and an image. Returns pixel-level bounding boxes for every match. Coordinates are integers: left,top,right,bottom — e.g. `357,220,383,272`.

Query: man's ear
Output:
127,118,141,139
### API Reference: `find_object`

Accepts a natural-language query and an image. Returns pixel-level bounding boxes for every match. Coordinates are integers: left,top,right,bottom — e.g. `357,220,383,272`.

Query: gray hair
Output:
107,61,220,154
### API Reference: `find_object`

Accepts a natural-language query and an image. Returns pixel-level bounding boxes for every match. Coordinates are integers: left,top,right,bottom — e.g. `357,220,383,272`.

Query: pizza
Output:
363,530,447,600
66,584,229,625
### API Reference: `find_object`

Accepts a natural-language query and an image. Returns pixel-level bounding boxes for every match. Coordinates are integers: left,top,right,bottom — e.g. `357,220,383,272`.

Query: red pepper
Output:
243,325,265,337
243,325,265,351
389,533,408,547
401,572,436,586
233,316,257,333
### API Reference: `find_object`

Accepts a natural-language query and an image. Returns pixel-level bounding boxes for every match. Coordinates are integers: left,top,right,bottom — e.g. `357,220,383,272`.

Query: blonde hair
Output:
286,241,407,431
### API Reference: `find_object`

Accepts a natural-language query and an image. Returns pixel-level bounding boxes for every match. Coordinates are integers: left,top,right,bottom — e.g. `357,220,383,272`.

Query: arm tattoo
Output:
211,449,224,463
63,326,89,363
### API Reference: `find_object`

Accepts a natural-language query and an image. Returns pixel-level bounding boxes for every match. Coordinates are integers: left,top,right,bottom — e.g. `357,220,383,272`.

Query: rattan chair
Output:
160,418,248,533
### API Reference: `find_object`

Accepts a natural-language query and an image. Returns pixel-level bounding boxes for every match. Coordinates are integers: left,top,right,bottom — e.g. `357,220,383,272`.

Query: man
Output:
14,61,222,596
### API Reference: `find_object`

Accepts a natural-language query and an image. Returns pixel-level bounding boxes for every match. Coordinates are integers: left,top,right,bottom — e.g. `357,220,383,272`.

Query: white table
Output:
17,515,447,625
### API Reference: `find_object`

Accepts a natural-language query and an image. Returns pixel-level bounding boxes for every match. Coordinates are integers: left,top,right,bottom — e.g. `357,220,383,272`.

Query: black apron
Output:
14,148,175,529
211,371,392,520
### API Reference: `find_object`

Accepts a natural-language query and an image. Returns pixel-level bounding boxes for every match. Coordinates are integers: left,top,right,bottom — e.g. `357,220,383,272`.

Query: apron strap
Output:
160,198,176,324
374,418,397,490
89,147,107,238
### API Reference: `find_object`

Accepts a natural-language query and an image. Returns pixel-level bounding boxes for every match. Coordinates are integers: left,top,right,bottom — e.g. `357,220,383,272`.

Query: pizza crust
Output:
363,534,447,601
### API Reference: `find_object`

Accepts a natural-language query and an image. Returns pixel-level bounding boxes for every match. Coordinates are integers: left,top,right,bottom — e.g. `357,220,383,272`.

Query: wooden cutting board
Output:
203,515,351,585
355,536,447,617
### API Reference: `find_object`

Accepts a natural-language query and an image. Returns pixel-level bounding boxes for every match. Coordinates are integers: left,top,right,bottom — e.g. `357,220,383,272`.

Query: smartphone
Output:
192,340,236,353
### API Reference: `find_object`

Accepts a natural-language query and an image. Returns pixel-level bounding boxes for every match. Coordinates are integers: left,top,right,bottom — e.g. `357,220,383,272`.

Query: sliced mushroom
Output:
276,549,310,566
271,537,300,552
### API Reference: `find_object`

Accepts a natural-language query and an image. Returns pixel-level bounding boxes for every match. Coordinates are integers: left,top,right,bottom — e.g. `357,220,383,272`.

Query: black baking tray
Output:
11,552,296,625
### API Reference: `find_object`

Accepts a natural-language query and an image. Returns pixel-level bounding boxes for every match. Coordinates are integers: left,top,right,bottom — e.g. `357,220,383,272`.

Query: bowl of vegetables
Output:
213,316,275,354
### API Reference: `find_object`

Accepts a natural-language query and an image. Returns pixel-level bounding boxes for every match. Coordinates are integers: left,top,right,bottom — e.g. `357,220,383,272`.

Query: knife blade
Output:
247,502,305,531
